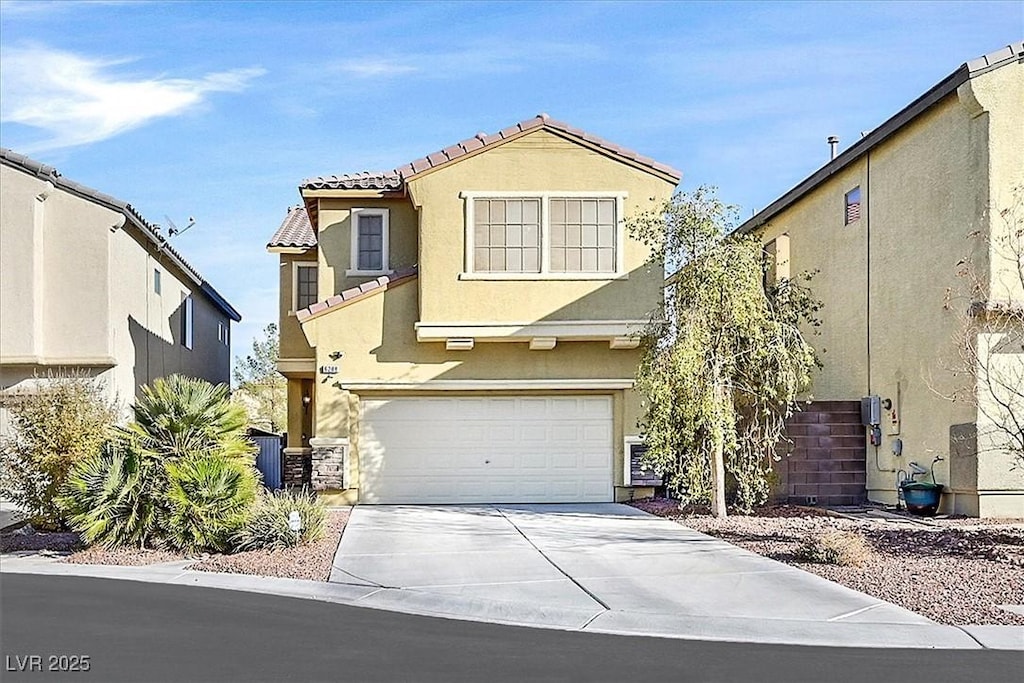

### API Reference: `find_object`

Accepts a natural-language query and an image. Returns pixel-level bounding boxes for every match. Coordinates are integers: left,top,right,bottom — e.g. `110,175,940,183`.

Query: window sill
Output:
457,272,628,281
345,269,394,277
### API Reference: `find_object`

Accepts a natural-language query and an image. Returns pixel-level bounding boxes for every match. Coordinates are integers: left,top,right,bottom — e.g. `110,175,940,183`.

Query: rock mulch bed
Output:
630,498,1024,626
192,508,350,581
1,527,82,554
3,509,351,583
68,546,185,566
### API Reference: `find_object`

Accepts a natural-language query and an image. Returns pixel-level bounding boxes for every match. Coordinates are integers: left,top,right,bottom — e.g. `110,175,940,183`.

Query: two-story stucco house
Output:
738,44,1024,517
268,115,679,504
0,149,242,432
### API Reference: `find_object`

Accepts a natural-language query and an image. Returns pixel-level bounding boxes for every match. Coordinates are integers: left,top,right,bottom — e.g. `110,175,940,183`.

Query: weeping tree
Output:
630,187,822,516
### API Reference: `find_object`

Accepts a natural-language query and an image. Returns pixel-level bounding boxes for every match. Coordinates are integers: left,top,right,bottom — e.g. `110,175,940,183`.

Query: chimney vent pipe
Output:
827,136,839,161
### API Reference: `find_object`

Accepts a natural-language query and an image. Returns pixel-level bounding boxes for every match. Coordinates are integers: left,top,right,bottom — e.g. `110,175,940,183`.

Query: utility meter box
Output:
861,396,881,426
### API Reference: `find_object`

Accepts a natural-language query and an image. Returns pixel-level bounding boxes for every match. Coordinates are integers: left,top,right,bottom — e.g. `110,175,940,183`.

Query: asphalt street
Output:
1,574,1019,683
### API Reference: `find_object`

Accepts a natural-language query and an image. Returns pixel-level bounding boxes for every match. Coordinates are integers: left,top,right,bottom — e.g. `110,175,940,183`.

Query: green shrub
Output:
233,488,327,551
0,373,118,530
795,529,873,567
127,374,254,461
59,375,260,552
162,452,260,553
59,441,160,549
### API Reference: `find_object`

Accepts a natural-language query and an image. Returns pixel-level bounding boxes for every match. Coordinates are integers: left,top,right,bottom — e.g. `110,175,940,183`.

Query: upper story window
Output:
462,192,626,279
550,198,616,273
762,234,790,288
181,294,194,350
218,321,229,347
348,208,390,276
474,198,540,273
294,262,318,311
153,268,162,295
845,186,861,225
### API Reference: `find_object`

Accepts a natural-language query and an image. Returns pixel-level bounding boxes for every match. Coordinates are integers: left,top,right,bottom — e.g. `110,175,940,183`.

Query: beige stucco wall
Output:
1,166,113,364
317,198,418,297
278,251,318,361
1,164,232,433
301,277,649,499
964,63,1024,305
108,221,231,402
286,130,677,502
409,130,671,324
757,62,1024,516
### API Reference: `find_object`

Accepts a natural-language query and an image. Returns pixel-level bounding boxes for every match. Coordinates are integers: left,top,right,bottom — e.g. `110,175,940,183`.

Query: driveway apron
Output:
332,503,931,625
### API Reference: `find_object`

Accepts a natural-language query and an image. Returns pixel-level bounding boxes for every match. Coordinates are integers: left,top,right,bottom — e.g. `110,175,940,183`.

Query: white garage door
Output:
358,396,614,504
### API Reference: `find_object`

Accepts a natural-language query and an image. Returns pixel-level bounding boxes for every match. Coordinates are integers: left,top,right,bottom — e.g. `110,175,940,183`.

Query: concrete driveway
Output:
331,503,948,643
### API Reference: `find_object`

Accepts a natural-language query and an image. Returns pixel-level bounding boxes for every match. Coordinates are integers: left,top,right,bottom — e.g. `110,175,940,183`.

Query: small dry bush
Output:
0,372,118,530
795,529,873,567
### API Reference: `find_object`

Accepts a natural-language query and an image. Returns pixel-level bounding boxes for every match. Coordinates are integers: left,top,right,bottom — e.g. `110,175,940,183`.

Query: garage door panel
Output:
359,396,613,504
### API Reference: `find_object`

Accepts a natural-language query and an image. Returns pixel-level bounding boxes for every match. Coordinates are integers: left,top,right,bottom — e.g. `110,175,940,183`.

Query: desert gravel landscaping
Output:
192,508,350,581
2,509,350,582
630,497,1024,626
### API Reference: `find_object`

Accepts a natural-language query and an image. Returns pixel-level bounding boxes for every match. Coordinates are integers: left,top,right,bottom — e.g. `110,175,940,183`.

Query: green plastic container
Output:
901,482,943,516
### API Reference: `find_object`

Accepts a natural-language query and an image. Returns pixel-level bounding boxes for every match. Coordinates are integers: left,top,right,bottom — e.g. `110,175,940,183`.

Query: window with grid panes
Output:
549,198,616,272
473,198,541,272
296,264,318,310
357,214,384,271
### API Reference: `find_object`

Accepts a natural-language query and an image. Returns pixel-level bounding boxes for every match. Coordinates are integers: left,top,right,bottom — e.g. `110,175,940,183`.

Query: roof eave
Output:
299,187,405,199
734,62,975,235
266,245,314,254
0,149,243,323
735,42,1024,235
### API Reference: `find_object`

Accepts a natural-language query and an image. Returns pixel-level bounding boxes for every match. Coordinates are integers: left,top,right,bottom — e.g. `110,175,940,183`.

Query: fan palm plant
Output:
162,450,259,553
59,439,161,549
126,375,254,461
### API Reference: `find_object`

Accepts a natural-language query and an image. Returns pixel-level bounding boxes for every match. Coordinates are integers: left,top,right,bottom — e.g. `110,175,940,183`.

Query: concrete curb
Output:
3,556,1020,650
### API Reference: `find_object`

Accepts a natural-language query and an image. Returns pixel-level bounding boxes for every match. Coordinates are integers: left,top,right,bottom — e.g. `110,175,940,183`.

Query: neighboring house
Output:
0,149,242,433
268,114,679,504
737,43,1024,517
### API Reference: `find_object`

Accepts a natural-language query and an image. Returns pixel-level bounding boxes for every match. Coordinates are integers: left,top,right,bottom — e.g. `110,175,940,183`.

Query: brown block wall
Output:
283,451,312,487
774,400,867,506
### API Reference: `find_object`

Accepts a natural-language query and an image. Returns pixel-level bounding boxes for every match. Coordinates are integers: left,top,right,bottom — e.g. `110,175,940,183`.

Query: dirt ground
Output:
630,498,1024,626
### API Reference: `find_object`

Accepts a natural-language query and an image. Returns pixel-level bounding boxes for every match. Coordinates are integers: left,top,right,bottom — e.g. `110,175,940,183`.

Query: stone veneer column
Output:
308,438,349,491
282,447,311,487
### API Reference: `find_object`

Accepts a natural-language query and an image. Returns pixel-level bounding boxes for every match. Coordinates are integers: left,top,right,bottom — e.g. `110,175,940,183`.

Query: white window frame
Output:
347,208,391,277
459,191,627,280
153,268,161,295
844,186,861,225
182,294,194,350
291,261,318,314
218,321,229,347
623,435,645,486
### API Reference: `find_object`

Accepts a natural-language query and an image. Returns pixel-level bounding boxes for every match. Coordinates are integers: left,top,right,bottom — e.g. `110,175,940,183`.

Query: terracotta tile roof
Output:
296,266,418,323
302,171,403,191
267,204,316,249
300,113,682,191
0,147,241,322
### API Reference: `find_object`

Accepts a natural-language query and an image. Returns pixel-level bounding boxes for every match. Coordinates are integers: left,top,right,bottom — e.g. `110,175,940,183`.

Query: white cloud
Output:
327,40,603,81
335,58,420,79
0,45,265,151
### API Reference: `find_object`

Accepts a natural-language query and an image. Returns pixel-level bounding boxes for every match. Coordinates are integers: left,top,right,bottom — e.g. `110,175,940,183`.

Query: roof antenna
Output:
827,136,839,161
166,215,197,237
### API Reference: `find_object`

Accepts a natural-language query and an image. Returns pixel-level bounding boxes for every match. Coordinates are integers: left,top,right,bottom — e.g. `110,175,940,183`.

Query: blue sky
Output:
1,0,1020,360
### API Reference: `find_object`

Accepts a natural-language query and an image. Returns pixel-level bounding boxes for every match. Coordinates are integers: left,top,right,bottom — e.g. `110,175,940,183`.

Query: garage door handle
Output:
484,460,490,464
